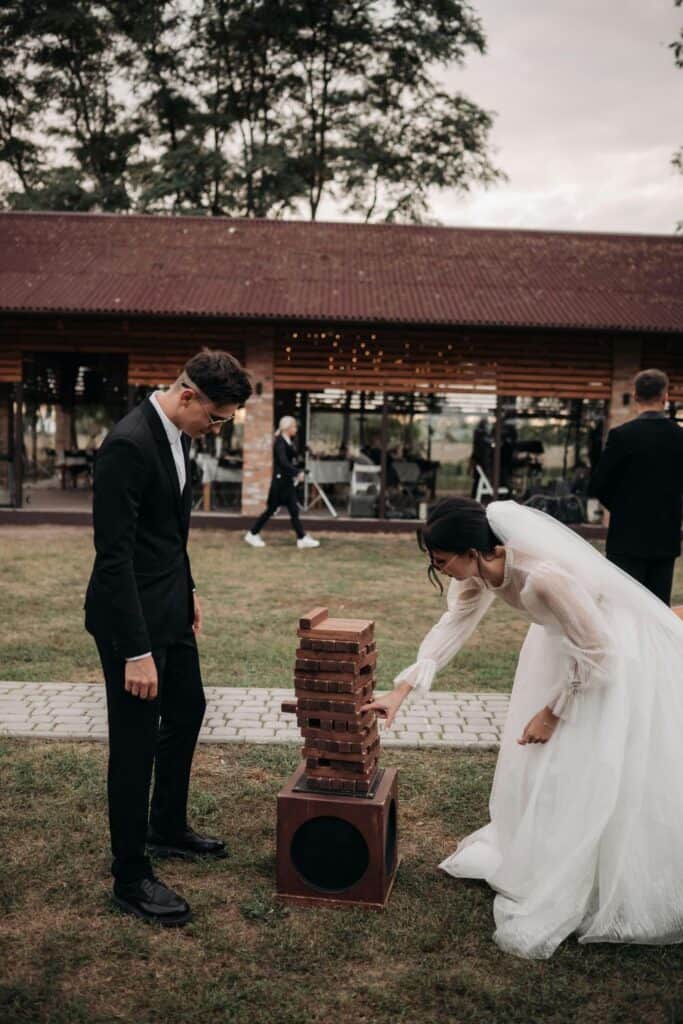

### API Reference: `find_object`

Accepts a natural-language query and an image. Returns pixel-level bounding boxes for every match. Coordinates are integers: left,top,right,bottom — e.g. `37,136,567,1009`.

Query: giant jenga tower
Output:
276,608,399,909
284,606,380,795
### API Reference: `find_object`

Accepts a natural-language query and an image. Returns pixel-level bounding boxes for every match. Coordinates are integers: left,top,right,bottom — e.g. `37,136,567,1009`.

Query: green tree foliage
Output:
0,1,139,210
0,0,504,220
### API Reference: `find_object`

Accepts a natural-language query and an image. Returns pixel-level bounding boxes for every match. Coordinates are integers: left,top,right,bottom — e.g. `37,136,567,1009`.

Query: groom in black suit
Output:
85,349,252,925
590,368,683,605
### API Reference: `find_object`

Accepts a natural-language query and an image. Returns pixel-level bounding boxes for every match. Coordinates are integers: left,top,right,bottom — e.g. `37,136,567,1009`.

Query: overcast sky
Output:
419,0,682,235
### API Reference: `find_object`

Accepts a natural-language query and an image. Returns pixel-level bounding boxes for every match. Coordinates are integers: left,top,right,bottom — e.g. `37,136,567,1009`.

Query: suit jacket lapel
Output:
140,398,184,523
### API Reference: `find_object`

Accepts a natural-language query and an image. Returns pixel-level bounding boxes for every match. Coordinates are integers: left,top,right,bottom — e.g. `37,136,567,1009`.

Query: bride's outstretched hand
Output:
362,682,411,730
518,707,559,745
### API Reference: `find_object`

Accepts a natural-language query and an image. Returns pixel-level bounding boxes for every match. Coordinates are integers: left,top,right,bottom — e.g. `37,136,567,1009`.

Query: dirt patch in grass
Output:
1,738,682,1024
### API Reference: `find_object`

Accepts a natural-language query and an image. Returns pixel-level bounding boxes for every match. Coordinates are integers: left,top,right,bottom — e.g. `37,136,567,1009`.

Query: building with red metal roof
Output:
0,211,681,517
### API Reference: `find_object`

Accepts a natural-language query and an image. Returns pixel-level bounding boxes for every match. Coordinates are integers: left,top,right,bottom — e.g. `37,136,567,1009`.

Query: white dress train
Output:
395,502,683,959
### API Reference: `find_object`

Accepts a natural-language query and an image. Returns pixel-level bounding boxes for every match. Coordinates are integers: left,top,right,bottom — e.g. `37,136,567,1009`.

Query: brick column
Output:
607,336,642,432
241,332,275,515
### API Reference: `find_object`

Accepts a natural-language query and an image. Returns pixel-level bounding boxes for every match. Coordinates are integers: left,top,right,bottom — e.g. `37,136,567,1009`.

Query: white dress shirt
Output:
150,391,186,493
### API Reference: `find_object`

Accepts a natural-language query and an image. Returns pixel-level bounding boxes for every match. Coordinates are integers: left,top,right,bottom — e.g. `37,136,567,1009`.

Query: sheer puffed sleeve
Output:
522,561,613,719
393,577,495,695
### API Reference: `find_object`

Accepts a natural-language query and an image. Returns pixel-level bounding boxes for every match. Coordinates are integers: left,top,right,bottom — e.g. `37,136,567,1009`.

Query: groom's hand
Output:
125,656,158,701
192,592,203,635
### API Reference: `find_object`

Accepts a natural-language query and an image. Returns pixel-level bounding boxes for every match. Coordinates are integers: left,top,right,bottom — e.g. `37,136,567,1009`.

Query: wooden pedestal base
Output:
276,765,399,910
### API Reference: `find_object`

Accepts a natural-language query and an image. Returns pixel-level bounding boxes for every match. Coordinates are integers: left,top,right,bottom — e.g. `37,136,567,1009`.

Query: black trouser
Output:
250,479,304,539
96,627,206,884
607,552,675,605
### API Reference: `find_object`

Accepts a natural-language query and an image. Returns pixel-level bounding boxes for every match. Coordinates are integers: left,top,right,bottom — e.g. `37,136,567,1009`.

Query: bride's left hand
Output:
518,707,559,745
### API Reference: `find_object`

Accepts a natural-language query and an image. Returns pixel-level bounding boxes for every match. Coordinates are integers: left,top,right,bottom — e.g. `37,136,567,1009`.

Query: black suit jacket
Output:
85,398,195,657
590,412,683,559
267,434,300,502
272,435,299,483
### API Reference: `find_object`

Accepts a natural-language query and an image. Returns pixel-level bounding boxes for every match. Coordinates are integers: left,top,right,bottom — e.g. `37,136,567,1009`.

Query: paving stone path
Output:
0,682,508,749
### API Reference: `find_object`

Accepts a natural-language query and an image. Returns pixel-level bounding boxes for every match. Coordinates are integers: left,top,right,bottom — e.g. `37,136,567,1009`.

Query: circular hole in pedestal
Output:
291,816,370,893
385,799,397,876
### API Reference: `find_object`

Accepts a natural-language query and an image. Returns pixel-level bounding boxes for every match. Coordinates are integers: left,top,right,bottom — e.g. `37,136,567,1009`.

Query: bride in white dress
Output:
364,497,683,959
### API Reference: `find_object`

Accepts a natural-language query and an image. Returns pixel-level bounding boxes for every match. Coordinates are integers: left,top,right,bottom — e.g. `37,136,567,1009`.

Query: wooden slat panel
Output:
0,316,250,386
0,349,21,382
1,314,617,397
274,326,613,398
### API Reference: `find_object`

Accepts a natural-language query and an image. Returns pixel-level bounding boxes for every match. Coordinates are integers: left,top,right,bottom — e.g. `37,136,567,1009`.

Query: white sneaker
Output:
297,535,320,549
244,531,266,548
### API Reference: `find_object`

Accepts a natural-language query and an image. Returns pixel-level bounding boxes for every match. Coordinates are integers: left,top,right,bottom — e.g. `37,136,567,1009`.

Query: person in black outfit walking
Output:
470,417,493,498
85,349,252,925
590,368,683,604
244,416,319,548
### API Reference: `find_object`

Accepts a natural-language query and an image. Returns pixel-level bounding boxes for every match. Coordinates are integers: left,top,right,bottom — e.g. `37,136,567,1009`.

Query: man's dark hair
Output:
183,349,252,407
634,368,669,403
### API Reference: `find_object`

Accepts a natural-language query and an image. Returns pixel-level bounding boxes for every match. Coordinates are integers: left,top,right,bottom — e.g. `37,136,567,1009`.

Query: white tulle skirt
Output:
440,608,683,959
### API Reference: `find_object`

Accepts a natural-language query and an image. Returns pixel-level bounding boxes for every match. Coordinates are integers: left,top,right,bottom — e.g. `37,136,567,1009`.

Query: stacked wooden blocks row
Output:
282,607,379,795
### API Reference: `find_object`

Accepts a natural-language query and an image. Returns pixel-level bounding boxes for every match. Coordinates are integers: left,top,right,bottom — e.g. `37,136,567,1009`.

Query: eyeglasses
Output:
430,553,457,575
181,381,235,429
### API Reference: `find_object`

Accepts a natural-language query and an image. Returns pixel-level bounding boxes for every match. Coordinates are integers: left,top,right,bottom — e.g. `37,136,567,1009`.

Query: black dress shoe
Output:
112,876,192,927
147,825,229,861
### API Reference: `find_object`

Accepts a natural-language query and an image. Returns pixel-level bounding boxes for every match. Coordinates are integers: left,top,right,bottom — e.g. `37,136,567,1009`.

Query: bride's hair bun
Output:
419,497,500,557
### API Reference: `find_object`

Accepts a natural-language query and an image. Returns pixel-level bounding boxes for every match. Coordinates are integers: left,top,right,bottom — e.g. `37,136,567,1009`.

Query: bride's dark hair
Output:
418,497,502,592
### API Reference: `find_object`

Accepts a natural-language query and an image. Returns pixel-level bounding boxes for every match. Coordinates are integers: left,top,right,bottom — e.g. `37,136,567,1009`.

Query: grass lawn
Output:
1,738,682,1024
0,525,532,690
8,523,683,692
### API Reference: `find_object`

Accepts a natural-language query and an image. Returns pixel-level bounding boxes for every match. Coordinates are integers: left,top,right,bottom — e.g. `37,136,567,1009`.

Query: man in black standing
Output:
590,368,683,604
85,349,252,925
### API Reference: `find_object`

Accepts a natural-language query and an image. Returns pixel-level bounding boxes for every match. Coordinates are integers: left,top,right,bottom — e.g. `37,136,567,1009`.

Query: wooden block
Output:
295,651,378,676
295,657,354,674
296,683,373,714
299,607,329,630
305,775,373,795
294,669,358,685
299,639,377,656
299,716,332,733
293,690,372,710
281,701,298,715
301,722,379,751
306,757,379,782
298,617,374,645
303,738,380,764
294,678,366,695
294,670,373,689
295,709,376,732
303,738,379,764
300,638,364,654
295,679,372,703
